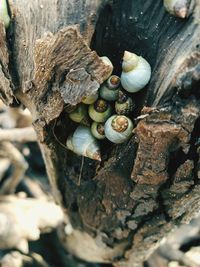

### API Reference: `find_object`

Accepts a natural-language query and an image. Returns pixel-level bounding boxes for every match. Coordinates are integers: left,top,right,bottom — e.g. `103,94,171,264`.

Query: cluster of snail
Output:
66,51,151,161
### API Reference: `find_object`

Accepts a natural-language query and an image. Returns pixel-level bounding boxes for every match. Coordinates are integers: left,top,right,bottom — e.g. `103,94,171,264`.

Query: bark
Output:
0,0,200,266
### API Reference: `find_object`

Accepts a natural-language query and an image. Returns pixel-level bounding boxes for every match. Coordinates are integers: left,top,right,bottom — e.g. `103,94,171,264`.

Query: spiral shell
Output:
91,122,105,140
68,103,89,126
164,0,189,18
82,92,98,105
105,115,134,144
100,56,114,80
89,99,112,123
66,126,101,161
100,75,121,101
121,51,151,93
0,0,10,28
115,90,135,115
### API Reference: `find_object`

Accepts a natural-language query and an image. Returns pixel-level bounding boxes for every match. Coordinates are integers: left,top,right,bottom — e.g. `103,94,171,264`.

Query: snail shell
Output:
66,126,101,161
105,115,134,144
100,56,113,80
121,51,151,93
0,0,10,28
100,75,121,101
89,99,112,123
115,90,135,115
91,122,105,140
164,0,189,18
66,135,73,151
68,103,90,126
82,92,98,105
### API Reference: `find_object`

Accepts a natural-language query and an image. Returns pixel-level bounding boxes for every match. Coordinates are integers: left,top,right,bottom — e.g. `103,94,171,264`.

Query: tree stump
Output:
1,0,200,266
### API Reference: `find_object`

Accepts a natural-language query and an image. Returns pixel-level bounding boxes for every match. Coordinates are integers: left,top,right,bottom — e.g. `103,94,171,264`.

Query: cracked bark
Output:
1,0,200,266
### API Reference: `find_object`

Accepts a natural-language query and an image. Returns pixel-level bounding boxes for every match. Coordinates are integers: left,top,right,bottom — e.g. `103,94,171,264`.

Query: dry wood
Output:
0,142,28,194
0,251,49,267
0,195,63,252
0,127,36,142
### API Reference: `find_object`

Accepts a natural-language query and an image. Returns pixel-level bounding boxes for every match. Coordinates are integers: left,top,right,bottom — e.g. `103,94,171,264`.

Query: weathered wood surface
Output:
0,0,200,266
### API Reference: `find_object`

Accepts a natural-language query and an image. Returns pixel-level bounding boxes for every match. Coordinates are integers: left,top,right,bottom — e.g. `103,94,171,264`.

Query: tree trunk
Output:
1,0,200,266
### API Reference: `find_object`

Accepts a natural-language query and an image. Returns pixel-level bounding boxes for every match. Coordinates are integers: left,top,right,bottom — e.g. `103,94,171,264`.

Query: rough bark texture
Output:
1,0,200,266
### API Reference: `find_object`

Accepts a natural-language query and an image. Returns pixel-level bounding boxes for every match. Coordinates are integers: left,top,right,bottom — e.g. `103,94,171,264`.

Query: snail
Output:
100,56,113,80
100,75,121,101
0,0,10,28
89,99,112,123
115,90,135,115
104,115,134,144
66,126,101,161
163,0,190,18
66,135,74,151
121,51,151,93
82,92,98,105
91,122,106,140
68,103,89,126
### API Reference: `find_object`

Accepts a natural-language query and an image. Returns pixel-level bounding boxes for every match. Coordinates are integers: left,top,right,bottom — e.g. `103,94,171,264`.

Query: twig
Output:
0,127,37,142
78,156,84,186
0,195,64,252
52,119,68,150
0,142,28,194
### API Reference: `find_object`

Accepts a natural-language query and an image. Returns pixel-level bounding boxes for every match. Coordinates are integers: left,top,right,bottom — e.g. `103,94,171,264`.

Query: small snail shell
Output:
121,51,151,93
100,75,121,101
115,90,135,115
105,115,134,144
0,0,10,28
164,0,189,18
100,56,113,80
89,99,112,123
68,103,89,126
66,126,101,161
91,122,106,140
66,135,73,151
82,92,98,105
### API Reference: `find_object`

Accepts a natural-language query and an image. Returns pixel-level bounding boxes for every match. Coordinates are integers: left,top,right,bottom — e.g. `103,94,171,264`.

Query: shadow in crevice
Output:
167,147,187,178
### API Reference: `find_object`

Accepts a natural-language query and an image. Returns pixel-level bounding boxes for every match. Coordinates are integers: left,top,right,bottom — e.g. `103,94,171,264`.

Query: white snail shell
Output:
100,56,113,80
0,0,10,28
164,0,189,18
105,115,134,144
121,51,151,93
66,126,101,161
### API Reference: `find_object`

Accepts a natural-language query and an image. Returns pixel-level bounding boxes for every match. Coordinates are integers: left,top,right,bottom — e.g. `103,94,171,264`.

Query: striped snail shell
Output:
66,126,101,161
105,115,134,144
121,51,151,93
100,75,121,101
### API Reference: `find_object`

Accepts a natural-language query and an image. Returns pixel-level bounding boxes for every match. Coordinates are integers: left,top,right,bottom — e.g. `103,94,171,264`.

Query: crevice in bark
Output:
6,24,20,94
167,148,187,178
